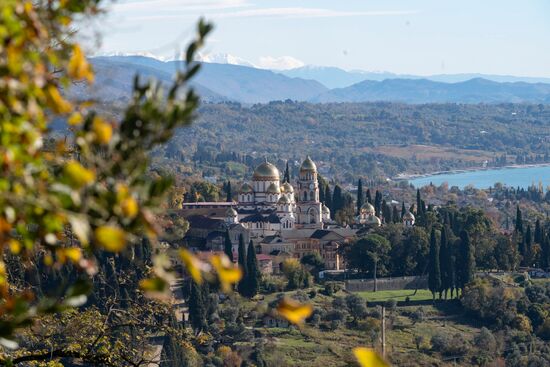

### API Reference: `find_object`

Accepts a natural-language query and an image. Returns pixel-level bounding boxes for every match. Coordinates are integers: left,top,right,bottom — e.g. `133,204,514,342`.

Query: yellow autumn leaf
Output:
68,112,83,125
120,197,139,219
63,160,95,188
179,249,203,284
64,247,82,263
276,297,313,325
353,347,390,367
44,255,54,266
8,240,21,254
68,45,94,83
139,277,170,300
0,261,6,286
210,254,242,293
46,85,72,114
95,226,126,252
92,116,112,144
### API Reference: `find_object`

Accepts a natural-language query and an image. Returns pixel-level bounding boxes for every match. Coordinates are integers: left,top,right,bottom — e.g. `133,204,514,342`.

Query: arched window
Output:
303,191,308,201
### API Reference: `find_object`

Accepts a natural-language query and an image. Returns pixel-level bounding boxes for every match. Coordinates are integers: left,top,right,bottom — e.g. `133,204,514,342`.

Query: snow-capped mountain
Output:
196,52,256,68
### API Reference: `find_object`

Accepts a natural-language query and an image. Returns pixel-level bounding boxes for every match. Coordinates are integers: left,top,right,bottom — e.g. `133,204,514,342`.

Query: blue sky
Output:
95,0,550,76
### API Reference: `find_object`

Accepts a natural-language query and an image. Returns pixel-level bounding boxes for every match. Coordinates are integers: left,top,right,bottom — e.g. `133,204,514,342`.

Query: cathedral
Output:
227,156,331,238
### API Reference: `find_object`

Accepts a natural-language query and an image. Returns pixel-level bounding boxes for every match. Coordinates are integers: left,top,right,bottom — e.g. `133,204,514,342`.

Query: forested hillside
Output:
149,101,550,181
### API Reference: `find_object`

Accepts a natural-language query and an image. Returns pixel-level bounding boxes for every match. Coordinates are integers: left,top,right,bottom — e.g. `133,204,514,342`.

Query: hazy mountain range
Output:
84,55,550,104
278,65,550,89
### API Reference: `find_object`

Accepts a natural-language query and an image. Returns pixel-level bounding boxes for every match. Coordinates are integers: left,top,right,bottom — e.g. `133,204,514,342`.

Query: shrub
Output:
411,307,425,324
323,282,341,296
431,332,469,356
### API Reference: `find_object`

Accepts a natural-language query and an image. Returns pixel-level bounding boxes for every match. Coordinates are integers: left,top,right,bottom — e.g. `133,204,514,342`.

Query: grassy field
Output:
356,289,433,303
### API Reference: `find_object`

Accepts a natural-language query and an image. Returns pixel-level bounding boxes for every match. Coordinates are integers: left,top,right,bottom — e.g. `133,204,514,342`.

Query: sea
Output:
408,165,550,189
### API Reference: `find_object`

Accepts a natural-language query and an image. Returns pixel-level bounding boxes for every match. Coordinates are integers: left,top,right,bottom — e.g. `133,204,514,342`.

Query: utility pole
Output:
381,306,386,358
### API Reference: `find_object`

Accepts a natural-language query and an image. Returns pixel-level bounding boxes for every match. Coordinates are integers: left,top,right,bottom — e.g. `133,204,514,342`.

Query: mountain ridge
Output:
87,56,550,104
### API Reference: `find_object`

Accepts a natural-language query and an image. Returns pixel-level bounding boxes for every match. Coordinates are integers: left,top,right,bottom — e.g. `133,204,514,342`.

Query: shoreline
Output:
394,162,550,181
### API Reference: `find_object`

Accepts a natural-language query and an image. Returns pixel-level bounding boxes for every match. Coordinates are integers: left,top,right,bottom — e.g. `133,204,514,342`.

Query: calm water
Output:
408,165,550,189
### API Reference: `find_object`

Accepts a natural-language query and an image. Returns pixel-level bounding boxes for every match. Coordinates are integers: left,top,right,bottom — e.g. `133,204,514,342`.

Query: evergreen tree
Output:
525,224,533,266
325,185,333,218
541,234,550,269
237,234,247,295
224,230,234,262
428,228,441,301
374,190,382,217
356,179,364,216
188,281,208,332
535,219,542,244
401,202,406,219
366,188,372,204
283,161,290,183
392,205,400,223
245,240,261,297
515,205,523,233
332,185,344,215
318,177,325,204
226,180,232,202
439,226,453,299
457,230,474,292
382,200,392,223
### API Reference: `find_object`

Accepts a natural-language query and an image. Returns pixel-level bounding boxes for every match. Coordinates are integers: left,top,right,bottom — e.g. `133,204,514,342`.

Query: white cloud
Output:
112,0,250,12
257,56,305,70
210,8,419,19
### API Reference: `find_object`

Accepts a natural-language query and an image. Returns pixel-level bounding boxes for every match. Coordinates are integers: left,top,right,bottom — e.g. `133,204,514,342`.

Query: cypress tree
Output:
439,227,452,299
515,205,523,233
283,161,290,183
356,179,364,216
392,205,400,223
325,185,333,218
525,224,533,266
428,228,441,301
374,190,382,217
366,189,372,204
535,219,542,244
382,200,392,223
332,185,344,214
226,180,232,202
245,240,260,297
237,234,247,295
458,230,474,292
541,234,550,269
188,281,207,332
224,230,234,262
319,178,325,204
401,202,406,219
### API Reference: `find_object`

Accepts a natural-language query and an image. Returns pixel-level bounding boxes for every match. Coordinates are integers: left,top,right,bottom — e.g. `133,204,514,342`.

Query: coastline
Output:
393,162,550,181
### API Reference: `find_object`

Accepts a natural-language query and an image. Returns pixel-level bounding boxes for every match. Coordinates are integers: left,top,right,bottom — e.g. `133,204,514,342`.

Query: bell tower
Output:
296,156,323,229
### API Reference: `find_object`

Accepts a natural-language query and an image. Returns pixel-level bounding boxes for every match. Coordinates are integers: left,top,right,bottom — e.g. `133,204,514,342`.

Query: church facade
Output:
230,156,330,238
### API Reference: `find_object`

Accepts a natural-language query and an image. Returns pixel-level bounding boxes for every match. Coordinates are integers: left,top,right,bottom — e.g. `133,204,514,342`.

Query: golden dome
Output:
278,195,290,204
282,182,294,193
253,159,280,180
299,155,317,172
239,182,253,193
226,207,238,216
266,183,280,194
403,211,415,220
361,202,375,214
368,215,381,226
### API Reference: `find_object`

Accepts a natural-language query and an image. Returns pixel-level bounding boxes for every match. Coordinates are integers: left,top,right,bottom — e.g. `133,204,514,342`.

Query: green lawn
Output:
356,289,433,303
